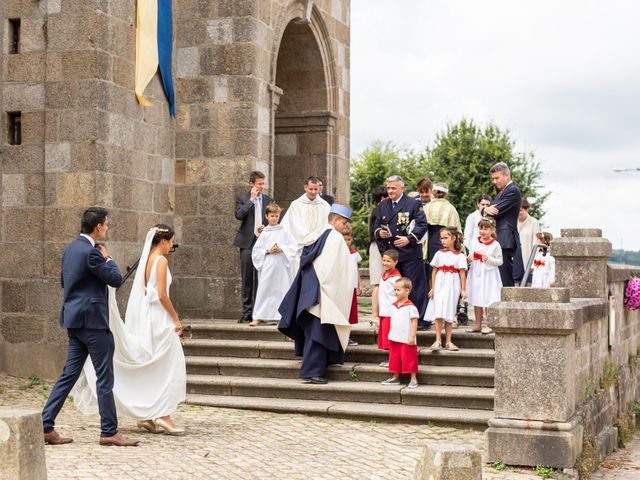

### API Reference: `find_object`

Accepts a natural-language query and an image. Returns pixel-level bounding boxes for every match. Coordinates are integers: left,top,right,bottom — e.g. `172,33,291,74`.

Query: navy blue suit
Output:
485,182,522,287
373,195,429,320
42,235,123,437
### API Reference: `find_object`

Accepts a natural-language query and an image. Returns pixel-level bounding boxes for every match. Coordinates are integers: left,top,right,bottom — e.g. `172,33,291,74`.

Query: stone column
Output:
0,408,48,479
553,228,612,299
486,288,587,468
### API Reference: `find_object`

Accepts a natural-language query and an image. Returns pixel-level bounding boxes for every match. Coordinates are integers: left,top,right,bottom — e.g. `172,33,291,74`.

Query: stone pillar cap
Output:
560,228,602,238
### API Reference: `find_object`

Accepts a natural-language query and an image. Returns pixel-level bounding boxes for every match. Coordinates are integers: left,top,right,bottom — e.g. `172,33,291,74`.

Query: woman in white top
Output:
463,194,492,250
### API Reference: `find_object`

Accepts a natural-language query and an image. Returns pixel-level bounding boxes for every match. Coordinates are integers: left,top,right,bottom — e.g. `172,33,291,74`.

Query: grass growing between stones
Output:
534,465,554,478
18,374,42,390
575,433,600,480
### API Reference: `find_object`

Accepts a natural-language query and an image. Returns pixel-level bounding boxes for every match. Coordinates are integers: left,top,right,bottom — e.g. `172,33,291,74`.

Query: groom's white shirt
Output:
81,234,95,246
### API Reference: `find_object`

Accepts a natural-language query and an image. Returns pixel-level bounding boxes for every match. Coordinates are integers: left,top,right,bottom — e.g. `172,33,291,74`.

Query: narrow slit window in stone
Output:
8,19,21,54
7,112,22,145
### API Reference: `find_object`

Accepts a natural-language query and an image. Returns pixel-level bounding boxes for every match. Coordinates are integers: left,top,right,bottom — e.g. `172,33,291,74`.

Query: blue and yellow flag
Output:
135,0,175,116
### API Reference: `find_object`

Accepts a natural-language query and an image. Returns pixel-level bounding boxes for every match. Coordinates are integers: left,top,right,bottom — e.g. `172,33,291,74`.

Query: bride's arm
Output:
155,257,182,334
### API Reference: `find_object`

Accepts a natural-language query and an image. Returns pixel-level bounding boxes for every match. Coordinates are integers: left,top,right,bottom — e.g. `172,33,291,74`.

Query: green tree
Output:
349,141,430,256
428,118,548,220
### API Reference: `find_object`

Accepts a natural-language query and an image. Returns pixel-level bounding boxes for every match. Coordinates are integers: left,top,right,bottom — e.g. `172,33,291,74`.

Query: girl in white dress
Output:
72,225,187,435
425,227,468,351
531,232,556,288
466,217,503,333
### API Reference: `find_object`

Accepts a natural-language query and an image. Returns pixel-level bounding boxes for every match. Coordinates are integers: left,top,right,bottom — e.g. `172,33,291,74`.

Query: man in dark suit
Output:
42,207,138,446
234,170,273,323
373,175,429,327
318,178,334,205
483,162,522,287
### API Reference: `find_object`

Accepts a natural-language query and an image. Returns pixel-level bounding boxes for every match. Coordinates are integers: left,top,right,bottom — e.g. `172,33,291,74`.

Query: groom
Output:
42,207,139,446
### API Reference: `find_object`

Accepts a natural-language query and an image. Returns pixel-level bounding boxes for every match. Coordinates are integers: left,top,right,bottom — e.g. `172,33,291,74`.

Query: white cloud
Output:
351,0,640,249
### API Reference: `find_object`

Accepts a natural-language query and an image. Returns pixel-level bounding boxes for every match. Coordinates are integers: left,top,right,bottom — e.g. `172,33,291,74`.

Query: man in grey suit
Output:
234,171,273,323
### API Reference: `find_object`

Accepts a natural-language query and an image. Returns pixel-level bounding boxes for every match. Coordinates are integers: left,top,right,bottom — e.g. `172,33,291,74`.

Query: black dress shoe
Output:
237,317,251,324
307,376,328,384
417,324,430,331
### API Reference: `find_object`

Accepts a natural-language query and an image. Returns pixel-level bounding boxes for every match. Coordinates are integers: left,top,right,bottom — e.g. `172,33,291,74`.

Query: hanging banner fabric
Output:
157,0,176,116
135,0,159,107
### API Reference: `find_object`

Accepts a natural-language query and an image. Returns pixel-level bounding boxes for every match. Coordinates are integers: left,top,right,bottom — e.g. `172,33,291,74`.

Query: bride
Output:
72,225,187,434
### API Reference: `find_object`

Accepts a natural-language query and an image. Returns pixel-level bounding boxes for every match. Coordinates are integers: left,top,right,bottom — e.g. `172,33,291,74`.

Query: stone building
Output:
0,0,351,377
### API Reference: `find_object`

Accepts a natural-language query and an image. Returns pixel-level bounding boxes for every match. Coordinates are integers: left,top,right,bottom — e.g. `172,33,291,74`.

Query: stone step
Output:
182,339,495,369
186,375,495,410
186,321,495,349
186,394,493,428
186,355,494,388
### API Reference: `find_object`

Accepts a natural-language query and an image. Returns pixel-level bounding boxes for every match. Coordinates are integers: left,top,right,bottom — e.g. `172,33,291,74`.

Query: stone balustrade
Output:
487,228,640,470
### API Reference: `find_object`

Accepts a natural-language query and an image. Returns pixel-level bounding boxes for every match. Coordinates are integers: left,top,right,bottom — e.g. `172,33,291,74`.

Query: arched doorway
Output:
272,18,337,210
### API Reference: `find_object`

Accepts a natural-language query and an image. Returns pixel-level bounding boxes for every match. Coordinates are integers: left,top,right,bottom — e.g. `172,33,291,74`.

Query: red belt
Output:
533,260,545,267
440,265,460,273
473,252,483,261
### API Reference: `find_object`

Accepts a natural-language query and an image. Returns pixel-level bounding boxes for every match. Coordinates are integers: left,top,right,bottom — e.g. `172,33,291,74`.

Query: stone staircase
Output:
182,321,495,428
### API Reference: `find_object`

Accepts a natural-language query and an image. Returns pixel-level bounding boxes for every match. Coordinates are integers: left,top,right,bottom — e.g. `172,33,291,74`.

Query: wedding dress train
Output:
72,229,186,419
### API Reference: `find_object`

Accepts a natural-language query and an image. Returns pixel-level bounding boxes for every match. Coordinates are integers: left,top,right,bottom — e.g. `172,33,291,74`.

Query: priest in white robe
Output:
279,176,331,270
251,210,297,325
278,204,357,384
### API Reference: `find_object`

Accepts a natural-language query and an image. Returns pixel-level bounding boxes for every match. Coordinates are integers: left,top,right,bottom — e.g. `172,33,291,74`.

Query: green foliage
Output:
349,141,429,252
428,118,548,220
349,369,359,382
492,461,507,471
600,359,618,390
18,374,42,391
349,121,549,253
576,434,600,480
534,465,554,478
617,410,635,447
610,249,640,266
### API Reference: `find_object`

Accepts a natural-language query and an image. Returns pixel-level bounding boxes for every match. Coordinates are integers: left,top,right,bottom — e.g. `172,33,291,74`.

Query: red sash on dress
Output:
473,252,484,261
439,265,460,273
533,260,545,267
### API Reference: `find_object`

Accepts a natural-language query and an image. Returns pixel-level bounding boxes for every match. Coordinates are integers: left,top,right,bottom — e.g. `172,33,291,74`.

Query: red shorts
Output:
389,340,418,374
378,316,391,350
349,289,358,325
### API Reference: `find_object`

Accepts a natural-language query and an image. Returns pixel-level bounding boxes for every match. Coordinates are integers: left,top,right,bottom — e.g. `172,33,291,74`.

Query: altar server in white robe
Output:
250,202,297,326
280,176,331,270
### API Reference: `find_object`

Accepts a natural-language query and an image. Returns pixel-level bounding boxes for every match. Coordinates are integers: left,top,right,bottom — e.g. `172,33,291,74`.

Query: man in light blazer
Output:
483,162,523,287
42,207,138,446
234,171,273,323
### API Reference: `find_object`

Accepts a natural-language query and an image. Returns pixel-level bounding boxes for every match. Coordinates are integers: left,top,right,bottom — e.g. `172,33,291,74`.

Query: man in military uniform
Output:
373,175,429,328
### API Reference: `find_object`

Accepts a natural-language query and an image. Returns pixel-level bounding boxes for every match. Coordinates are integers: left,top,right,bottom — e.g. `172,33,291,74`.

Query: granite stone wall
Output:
0,0,351,378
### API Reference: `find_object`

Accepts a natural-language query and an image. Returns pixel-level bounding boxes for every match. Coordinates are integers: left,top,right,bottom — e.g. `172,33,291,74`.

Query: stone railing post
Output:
486,288,587,468
0,408,48,479
553,228,612,299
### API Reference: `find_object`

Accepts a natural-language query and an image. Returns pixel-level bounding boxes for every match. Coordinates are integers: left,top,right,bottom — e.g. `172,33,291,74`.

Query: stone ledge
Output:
488,298,606,334
560,228,602,238
552,237,612,258
608,263,640,283
413,441,482,480
501,287,570,303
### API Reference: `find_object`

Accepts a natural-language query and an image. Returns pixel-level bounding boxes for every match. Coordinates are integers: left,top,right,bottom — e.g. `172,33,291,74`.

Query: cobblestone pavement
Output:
0,373,615,480
591,433,640,479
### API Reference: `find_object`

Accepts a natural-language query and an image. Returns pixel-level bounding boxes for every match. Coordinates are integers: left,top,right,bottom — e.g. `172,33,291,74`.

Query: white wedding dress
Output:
72,229,186,419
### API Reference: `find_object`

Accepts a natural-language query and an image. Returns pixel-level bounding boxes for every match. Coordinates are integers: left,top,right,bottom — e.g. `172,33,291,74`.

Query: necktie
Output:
253,196,262,236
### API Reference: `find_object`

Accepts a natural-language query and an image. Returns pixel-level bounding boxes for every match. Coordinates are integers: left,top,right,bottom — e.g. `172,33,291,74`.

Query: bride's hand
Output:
174,321,183,335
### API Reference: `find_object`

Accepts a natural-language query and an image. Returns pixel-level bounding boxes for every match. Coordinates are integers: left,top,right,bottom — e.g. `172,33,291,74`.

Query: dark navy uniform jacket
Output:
372,194,428,262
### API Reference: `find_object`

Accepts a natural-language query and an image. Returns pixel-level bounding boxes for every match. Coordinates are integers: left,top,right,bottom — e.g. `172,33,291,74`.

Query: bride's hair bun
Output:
152,224,175,246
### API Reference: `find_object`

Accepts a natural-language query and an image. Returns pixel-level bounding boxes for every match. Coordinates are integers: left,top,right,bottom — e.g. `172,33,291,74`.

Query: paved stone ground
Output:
3,374,635,479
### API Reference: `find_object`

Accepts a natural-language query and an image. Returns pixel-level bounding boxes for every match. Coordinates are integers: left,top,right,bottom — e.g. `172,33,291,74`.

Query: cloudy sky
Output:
350,0,639,250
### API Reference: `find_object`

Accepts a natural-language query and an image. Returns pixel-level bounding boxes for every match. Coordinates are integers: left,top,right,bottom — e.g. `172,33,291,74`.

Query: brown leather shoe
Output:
44,430,73,445
99,432,140,447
